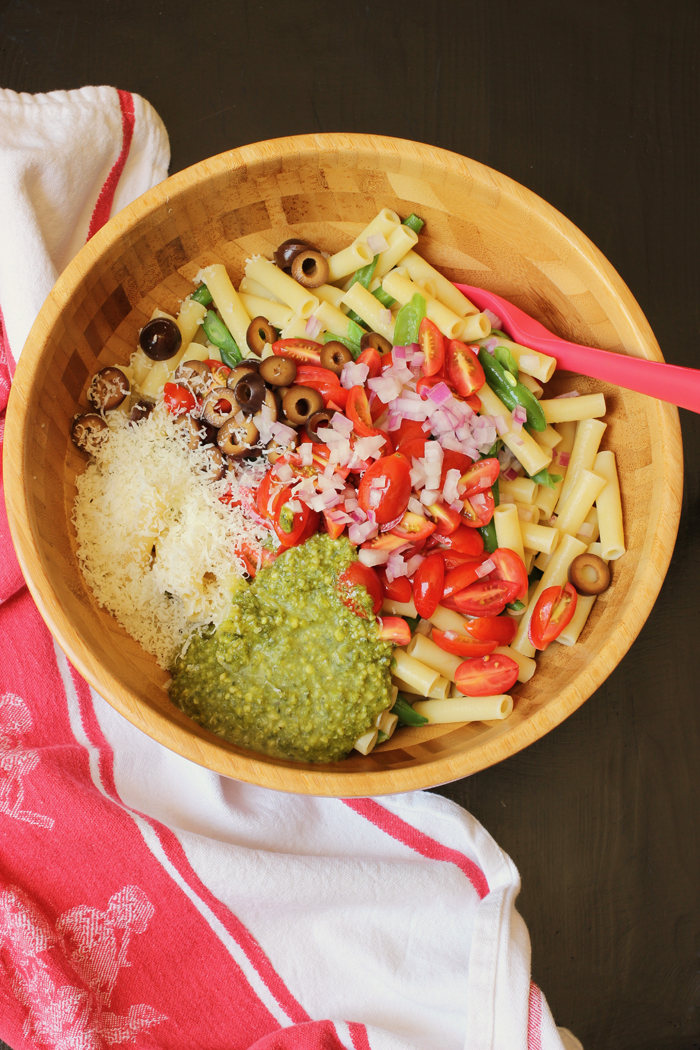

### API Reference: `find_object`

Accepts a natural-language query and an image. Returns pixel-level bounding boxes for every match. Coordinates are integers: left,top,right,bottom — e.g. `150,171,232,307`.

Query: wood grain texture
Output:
3,133,682,796
2,2,699,1046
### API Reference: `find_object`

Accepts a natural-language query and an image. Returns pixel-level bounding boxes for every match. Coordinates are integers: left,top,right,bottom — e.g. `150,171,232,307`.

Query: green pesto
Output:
170,535,393,763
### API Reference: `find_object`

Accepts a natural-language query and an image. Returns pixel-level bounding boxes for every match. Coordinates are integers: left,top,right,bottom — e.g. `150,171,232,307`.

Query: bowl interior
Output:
5,134,682,795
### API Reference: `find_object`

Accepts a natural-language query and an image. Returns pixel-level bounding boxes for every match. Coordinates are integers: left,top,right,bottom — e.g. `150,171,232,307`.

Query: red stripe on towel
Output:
527,981,543,1050
86,89,135,240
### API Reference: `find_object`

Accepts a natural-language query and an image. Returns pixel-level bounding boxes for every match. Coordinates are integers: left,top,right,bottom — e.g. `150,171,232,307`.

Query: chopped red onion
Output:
405,554,425,576
305,314,322,339
475,558,495,578
349,519,378,544
359,547,391,567
380,308,393,326
408,497,425,516
367,232,390,254
274,462,294,483
443,467,462,504
512,406,527,425
368,375,403,403
481,336,499,355
420,488,440,505
341,361,370,389
503,467,519,481
554,390,580,399
449,500,464,512
494,415,509,437
270,421,297,444
286,499,302,514
558,451,571,467
386,551,408,581
331,412,354,436
371,476,387,489
354,434,386,460
484,309,503,330
393,345,407,360
470,492,487,509
344,497,358,511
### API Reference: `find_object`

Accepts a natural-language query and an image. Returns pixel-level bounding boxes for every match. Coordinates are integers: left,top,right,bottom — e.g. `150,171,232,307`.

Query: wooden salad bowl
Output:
3,133,682,796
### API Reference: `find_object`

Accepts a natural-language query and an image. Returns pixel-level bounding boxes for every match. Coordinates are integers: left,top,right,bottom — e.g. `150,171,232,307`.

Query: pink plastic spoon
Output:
455,283,700,414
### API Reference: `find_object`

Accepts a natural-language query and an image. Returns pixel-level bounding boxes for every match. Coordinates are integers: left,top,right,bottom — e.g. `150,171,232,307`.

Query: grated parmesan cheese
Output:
73,406,273,669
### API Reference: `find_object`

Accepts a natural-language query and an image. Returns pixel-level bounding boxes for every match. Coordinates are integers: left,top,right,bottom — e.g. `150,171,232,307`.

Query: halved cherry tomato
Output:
397,437,426,462
464,616,518,646
418,316,445,376
163,382,196,415
377,616,411,645
346,385,384,439
272,338,323,364
378,570,413,603
256,469,278,520
361,532,408,552
322,386,349,410
323,510,345,539
461,488,495,528
205,360,232,385
446,340,485,396
466,393,482,412
389,510,436,543
295,364,341,386
416,375,452,397
426,524,484,556
431,628,497,658
528,583,578,650
454,653,519,696
460,457,500,497
440,449,474,487
427,503,462,536
338,562,383,618
395,419,428,449
489,547,528,602
272,485,319,547
442,560,488,602
436,550,485,571
357,453,412,525
452,579,520,616
234,541,277,577
356,346,383,379
412,553,445,619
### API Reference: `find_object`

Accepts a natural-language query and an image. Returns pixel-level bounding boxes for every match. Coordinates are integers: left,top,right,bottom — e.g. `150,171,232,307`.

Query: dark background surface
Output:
1,1,699,1047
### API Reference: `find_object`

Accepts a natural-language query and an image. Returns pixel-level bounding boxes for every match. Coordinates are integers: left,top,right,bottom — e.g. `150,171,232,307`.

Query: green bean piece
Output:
322,331,361,359
477,519,498,554
489,329,510,341
507,599,526,613
477,347,547,432
202,310,242,365
392,301,415,348
482,439,503,459
392,694,429,727
347,255,378,291
402,213,425,234
492,478,500,508
403,614,422,633
191,284,213,306
372,286,396,308
528,467,563,490
376,730,389,744
346,310,371,331
494,345,519,379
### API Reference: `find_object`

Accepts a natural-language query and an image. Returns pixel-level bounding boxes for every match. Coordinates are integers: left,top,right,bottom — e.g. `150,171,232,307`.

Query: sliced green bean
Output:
477,519,498,554
191,284,213,306
494,344,519,378
372,286,396,308
492,478,500,507
392,694,429,727
346,310,371,331
202,310,242,365
376,730,389,744
477,347,546,431
528,467,563,490
402,213,425,234
393,292,426,347
347,255,378,291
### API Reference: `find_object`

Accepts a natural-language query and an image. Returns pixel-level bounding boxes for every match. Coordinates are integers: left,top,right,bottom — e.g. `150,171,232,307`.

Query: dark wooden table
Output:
2,1,699,1047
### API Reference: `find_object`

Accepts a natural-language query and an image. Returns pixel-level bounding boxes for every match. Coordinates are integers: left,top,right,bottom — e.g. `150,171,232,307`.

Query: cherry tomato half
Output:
452,579,520,616
442,560,488,602
163,382,196,415
338,562,383,618
413,553,445,620
295,364,341,386
356,346,383,379
441,449,474,487
272,485,320,547
459,457,500,497
436,550,485,572
346,385,383,439
446,340,485,397
419,317,445,376
528,583,578,650
378,570,413,603
461,488,495,528
323,509,346,539
377,616,411,645
272,338,323,364
489,547,529,603
427,524,484,556
389,510,436,543
357,453,412,525
454,653,520,696
395,419,428,449
431,629,497,658
427,503,462,536
464,615,518,646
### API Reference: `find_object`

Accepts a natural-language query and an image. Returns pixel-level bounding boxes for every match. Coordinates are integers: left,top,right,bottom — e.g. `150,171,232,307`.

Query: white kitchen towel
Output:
0,86,577,1050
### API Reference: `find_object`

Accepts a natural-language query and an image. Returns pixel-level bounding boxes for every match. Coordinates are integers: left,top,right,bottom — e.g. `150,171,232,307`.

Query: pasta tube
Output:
414,696,513,723
238,276,283,303
533,424,562,451
352,208,401,247
478,385,552,476
394,674,452,700
493,504,526,564
327,241,374,281
512,533,588,657
381,270,466,340
429,604,472,635
406,634,463,683
314,300,355,340
354,728,378,755
555,542,608,646
520,521,560,555
557,418,607,508
534,420,577,517
399,250,479,317
238,294,294,330
382,596,418,618
374,225,420,280
540,393,606,424
495,339,556,383
515,502,540,524
314,284,348,310
498,475,538,505
199,264,253,352
244,257,319,318
593,451,625,560
517,372,544,398
341,283,395,342
493,646,537,683
279,316,312,340
555,469,606,538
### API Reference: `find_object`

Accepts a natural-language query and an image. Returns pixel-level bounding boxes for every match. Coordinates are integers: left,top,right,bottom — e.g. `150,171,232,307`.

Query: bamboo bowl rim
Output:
4,133,683,795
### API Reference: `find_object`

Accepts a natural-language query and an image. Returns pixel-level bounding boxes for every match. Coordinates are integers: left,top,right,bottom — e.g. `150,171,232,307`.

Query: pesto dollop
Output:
169,534,393,763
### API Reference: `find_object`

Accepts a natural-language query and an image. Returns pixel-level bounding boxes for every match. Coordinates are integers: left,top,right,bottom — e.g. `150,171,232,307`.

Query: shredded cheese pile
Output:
73,407,272,669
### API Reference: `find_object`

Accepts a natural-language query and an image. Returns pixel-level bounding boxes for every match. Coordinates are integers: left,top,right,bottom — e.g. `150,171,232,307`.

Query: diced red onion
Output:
494,415,509,437
443,467,462,504
368,375,403,403
393,345,407,361
371,476,387,489
554,390,580,399
386,551,408,581
349,519,379,544
331,412,354,436
286,499,302,514
475,558,495,578
405,554,425,576
558,451,571,467
510,416,523,433
270,421,297,444
359,547,391,567
341,361,370,389
503,467,519,481
274,463,293,483
305,314,322,339
408,497,425,516
354,434,386,460
350,507,367,523
512,406,527,425
481,336,499,355
420,488,440,505
471,492,487,509
367,233,390,254
344,497,358,511
449,500,464,512
484,309,503,330
380,308,393,326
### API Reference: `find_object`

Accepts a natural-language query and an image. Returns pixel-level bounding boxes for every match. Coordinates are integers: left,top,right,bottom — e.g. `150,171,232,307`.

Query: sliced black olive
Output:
246,316,277,356
175,359,211,395
274,238,312,271
234,371,266,415
568,553,611,596
217,417,260,457
360,331,393,355
320,341,353,375
259,355,297,387
182,416,210,449
129,400,154,423
71,413,109,453
202,386,238,427
87,367,130,412
291,249,329,289
139,317,182,361
305,409,334,443
282,385,324,425
200,445,226,480
254,387,279,426
266,431,299,463
226,363,258,391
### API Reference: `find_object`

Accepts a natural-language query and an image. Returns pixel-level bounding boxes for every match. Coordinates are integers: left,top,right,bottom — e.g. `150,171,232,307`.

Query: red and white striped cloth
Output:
0,87,582,1050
